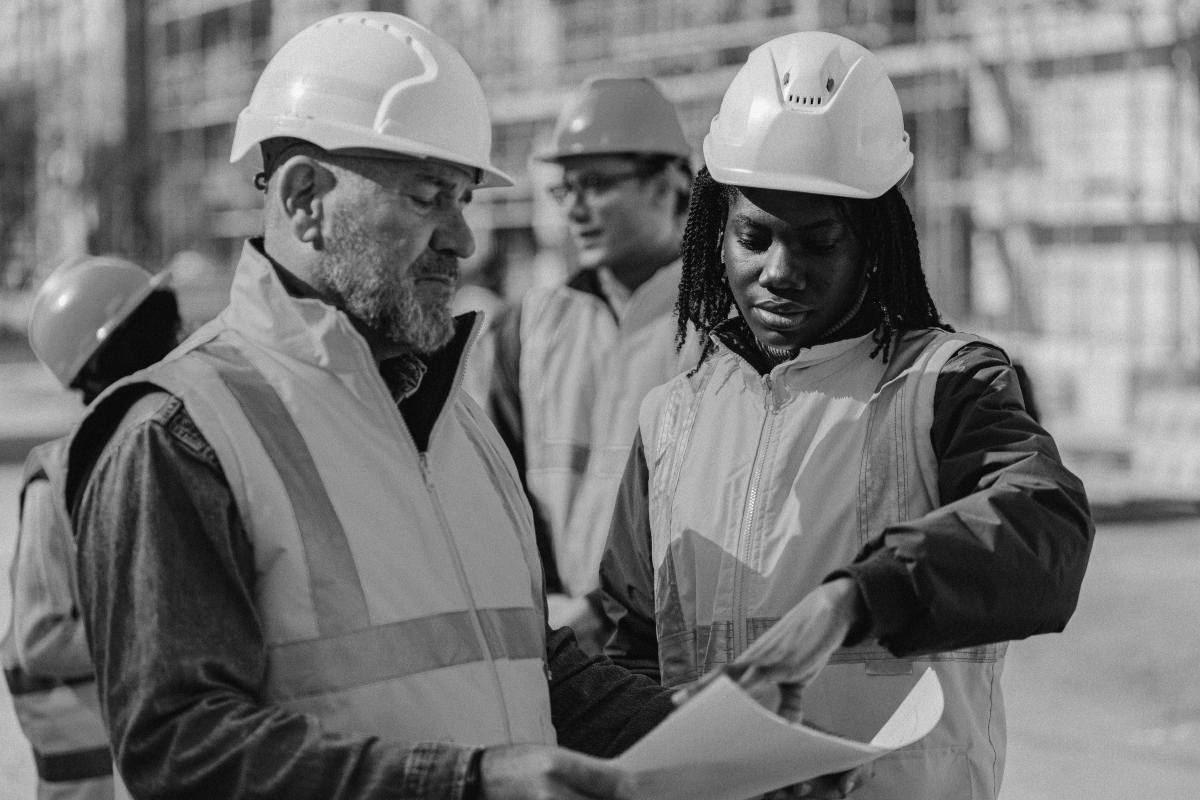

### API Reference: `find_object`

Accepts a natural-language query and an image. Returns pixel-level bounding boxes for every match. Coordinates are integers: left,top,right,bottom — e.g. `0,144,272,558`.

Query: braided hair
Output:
675,166,951,366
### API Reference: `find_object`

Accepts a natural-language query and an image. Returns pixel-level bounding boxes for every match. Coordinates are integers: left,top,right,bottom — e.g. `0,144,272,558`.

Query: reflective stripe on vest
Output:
127,266,552,748
267,606,543,700
4,668,113,783
184,343,543,700
642,329,1007,800
33,746,114,783
192,342,370,637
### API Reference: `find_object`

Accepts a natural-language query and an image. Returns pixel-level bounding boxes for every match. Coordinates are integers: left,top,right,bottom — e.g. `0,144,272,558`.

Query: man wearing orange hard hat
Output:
62,13,672,800
2,255,180,800
485,77,699,655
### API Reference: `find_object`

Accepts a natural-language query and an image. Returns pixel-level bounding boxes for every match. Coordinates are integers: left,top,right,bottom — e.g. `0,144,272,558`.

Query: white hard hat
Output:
230,12,512,187
703,31,912,199
27,255,172,389
536,77,691,162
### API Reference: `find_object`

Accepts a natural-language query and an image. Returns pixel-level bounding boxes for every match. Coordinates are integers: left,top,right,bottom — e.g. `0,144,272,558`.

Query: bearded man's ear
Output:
276,156,335,250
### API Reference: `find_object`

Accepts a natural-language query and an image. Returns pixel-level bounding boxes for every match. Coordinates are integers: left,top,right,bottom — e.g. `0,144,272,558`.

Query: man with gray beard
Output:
62,14,673,800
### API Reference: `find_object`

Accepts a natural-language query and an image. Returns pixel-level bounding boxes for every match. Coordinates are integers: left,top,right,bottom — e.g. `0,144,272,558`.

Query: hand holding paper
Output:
614,668,944,800
674,578,868,721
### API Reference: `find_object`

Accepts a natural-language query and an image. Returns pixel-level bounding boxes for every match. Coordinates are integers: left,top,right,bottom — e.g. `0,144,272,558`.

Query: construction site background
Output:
2,0,1200,506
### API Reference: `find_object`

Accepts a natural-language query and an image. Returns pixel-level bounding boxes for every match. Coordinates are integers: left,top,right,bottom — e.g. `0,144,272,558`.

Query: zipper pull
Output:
763,375,779,411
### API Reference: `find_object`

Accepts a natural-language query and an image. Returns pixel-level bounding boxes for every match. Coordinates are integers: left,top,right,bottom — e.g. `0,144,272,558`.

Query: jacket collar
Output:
568,259,683,328
221,239,481,405
712,316,875,380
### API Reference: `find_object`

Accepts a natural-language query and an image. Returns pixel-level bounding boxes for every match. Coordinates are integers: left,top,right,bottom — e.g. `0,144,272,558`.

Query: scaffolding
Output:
432,0,1200,494
0,0,136,296
149,0,271,267
4,0,1200,495
948,1,1200,496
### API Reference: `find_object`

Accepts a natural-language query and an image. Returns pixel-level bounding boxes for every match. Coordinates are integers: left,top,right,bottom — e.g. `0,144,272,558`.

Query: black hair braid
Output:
675,166,733,364
857,187,952,362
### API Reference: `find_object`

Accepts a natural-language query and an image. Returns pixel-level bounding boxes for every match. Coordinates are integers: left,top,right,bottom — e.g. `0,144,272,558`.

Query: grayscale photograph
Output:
0,1,1197,799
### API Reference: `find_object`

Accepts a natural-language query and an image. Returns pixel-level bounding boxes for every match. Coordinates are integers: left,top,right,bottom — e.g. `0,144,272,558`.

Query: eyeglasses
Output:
546,169,649,204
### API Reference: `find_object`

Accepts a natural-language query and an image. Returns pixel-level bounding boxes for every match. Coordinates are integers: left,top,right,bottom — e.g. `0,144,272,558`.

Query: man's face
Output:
553,155,671,277
312,156,476,354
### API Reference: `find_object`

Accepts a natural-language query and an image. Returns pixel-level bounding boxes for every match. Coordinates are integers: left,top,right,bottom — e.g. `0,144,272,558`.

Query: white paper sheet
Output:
612,668,944,800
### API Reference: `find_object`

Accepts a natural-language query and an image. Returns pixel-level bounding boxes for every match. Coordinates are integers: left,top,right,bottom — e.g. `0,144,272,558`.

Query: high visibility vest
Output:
519,262,697,596
2,440,115,800
92,241,554,752
640,329,1007,800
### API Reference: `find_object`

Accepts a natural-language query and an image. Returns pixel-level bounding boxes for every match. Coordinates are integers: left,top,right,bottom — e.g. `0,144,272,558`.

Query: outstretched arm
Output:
840,343,1094,656
718,343,1094,704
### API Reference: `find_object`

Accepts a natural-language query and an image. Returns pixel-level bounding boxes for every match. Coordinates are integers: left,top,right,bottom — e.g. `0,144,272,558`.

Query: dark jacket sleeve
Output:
545,622,674,758
70,391,479,800
837,342,1095,657
596,432,662,681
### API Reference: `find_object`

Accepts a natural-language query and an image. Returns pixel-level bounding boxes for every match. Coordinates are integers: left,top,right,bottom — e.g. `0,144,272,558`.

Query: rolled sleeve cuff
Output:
398,742,484,800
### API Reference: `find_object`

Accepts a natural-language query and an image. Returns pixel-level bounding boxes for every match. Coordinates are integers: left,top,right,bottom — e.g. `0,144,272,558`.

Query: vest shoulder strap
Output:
641,361,722,536
858,329,993,542
154,338,380,640
19,438,67,521
21,439,61,486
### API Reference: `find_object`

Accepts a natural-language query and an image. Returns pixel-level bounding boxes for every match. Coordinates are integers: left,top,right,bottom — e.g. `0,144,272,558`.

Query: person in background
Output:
63,14,672,800
486,77,698,653
2,255,181,800
600,31,1094,799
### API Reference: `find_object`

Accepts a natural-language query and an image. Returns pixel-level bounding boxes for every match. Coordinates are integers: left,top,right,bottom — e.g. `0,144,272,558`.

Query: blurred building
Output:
2,0,1200,496
437,0,1200,499
0,0,151,291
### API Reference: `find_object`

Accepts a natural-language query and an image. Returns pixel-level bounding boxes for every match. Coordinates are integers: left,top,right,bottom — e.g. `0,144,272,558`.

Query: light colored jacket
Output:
129,242,555,748
519,261,697,596
639,329,1006,800
2,439,115,800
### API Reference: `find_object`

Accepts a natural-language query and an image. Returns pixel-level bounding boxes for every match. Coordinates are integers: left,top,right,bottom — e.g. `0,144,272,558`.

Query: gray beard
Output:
313,243,458,355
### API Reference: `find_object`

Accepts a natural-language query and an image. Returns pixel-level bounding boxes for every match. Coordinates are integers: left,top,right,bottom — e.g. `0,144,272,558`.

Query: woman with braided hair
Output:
598,31,1093,800
676,166,947,368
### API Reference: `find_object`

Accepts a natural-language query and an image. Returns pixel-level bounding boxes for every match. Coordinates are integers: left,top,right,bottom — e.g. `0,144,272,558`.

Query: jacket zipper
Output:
359,313,514,741
420,451,515,744
731,375,779,656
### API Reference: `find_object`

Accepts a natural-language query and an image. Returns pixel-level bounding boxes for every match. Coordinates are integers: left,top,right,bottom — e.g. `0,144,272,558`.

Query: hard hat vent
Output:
781,48,848,111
